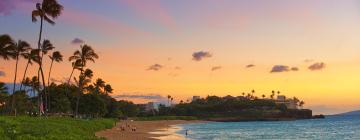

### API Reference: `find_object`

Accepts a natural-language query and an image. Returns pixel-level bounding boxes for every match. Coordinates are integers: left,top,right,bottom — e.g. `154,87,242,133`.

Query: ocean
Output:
177,115,360,140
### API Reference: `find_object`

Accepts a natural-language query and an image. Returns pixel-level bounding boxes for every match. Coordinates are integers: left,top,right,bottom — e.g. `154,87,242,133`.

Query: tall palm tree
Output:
262,94,265,99
69,45,98,117
46,51,62,111
19,49,40,90
11,40,31,115
32,0,63,114
299,101,305,109
0,34,16,60
74,68,93,116
47,51,62,86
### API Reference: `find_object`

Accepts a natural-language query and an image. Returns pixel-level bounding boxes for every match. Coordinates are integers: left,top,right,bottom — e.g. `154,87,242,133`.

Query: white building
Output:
145,102,156,111
275,95,298,109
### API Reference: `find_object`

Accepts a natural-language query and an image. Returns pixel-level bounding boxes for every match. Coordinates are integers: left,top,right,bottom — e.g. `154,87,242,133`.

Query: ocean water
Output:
177,115,360,140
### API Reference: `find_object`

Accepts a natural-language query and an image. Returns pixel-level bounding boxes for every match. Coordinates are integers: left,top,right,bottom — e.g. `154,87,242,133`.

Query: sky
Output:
1,0,360,115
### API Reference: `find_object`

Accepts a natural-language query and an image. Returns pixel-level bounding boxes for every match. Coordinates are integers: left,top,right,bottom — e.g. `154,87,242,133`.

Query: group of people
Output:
119,122,137,132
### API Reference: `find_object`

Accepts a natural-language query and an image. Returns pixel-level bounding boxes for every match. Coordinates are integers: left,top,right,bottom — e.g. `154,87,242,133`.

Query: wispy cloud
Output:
211,66,222,71
0,0,37,15
147,64,163,71
71,38,84,45
61,8,148,37
270,65,290,73
308,62,326,71
113,93,169,104
192,51,212,61
304,59,314,63
120,0,176,31
246,64,255,68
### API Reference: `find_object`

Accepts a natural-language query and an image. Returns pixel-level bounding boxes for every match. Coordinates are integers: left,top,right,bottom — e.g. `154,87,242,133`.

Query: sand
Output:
96,120,206,140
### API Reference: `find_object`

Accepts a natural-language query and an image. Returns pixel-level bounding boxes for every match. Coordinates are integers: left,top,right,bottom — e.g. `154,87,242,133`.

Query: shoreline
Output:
96,120,206,140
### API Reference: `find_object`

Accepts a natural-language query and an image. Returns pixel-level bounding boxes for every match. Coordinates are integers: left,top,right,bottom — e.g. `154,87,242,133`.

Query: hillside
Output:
337,110,360,116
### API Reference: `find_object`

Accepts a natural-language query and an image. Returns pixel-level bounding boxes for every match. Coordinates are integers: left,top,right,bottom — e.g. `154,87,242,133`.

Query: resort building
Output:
275,95,298,109
145,102,157,112
192,96,200,101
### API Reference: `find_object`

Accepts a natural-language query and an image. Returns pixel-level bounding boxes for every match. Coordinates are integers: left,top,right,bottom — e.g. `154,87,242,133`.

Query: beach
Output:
96,120,206,140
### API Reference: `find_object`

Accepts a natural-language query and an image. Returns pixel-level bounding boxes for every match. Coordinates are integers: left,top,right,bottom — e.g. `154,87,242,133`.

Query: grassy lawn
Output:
0,116,115,140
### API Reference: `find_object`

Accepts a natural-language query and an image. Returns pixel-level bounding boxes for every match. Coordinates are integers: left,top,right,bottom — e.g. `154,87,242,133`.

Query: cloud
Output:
211,66,222,71
304,59,314,63
0,71,5,77
192,51,212,61
174,66,181,70
71,38,84,45
120,0,176,31
308,62,325,71
246,64,255,68
147,64,163,71
0,0,36,15
270,65,290,73
291,67,299,71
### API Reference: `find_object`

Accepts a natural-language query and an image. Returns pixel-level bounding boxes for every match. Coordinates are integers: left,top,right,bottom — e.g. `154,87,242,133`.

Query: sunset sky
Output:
1,0,360,114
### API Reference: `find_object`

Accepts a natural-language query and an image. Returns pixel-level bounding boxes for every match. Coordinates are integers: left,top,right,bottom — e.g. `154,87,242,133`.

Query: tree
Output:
299,101,305,109
69,45,98,117
167,95,171,106
19,49,40,90
32,0,63,115
11,40,31,116
47,51,62,111
104,84,113,94
68,45,98,84
47,51,63,86
94,78,105,94
74,69,93,117
0,34,16,60
262,94,266,99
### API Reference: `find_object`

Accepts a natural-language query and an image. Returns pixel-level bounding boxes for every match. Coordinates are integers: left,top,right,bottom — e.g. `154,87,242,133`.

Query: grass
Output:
0,116,116,140
134,116,198,121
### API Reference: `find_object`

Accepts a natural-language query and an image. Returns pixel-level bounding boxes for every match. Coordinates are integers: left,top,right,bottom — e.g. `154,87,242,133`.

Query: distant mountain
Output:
337,110,360,116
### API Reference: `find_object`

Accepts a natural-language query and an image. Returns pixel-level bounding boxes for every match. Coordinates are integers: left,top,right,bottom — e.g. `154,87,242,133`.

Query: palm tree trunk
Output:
75,71,83,118
37,16,48,116
10,55,19,116
19,60,30,90
68,67,75,85
47,60,54,112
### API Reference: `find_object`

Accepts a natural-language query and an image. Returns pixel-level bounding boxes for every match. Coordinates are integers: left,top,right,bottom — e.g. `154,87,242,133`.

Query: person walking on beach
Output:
185,129,189,136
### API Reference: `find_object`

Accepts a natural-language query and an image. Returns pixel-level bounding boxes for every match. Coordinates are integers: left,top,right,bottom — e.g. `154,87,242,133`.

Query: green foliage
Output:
0,116,115,140
135,116,198,121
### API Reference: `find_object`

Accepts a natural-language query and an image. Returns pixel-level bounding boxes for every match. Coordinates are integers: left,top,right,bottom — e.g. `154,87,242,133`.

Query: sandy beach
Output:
96,120,206,140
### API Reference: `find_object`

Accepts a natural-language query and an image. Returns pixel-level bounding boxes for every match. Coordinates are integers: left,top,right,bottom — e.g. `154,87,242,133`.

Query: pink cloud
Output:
60,8,149,37
0,0,38,15
120,0,176,31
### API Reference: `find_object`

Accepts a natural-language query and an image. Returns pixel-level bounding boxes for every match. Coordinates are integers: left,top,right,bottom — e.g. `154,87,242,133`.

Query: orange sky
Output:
1,0,360,115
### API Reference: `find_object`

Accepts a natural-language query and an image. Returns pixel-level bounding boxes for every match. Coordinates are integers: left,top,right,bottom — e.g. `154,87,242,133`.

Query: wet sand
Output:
96,120,206,140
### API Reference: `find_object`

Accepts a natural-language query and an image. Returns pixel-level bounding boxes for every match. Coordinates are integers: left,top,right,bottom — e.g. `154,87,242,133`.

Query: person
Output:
185,129,189,136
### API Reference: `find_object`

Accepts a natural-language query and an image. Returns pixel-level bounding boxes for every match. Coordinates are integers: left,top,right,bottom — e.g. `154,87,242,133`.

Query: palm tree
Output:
11,40,31,115
167,95,171,106
0,34,16,60
299,101,305,109
19,49,40,90
262,94,265,99
104,84,113,94
32,0,63,114
94,78,106,93
47,51,62,86
74,69,93,116
68,45,99,84
69,45,98,117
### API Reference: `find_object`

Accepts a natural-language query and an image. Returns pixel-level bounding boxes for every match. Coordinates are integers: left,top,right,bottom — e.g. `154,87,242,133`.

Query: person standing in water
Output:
185,129,189,136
